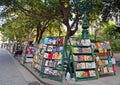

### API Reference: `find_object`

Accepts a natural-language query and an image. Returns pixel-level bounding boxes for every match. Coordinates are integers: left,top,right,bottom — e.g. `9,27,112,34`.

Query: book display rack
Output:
32,36,68,82
95,41,116,77
69,38,98,81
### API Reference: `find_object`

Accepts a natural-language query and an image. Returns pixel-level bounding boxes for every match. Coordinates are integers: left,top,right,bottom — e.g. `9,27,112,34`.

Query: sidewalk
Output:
15,53,120,85
0,48,43,85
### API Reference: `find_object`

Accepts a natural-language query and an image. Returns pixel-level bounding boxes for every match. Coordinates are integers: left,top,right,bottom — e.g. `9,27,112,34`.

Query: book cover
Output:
70,38,77,45
59,46,63,52
73,55,78,61
86,63,92,68
55,52,61,59
102,43,107,49
80,39,91,46
96,42,102,48
89,70,96,76
48,52,54,59
43,53,48,58
111,58,116,64
105,41,111,49
103,66,108,74
47,46,53,52
79,55,84,61
86,55,92,61
44,38,49,44
73,47,79,53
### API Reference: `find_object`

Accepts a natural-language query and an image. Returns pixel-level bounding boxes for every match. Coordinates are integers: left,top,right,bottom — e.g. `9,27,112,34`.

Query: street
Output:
0,48,42,85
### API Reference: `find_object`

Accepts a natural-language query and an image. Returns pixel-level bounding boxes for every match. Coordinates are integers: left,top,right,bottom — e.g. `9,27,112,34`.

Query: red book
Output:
48,52,53,59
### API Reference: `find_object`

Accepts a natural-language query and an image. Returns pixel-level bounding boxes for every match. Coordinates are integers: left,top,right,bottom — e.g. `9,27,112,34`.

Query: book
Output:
80,39,91,46
59,46,63,52
43,53,48,58
45,60,49,66
82,48,91,53
89,70,96,76
86,55,92,61
73,55,78,61
70,38,78,45
73,47,79,53
108,67,113,72
111,58,116,64
86,63,92,68
103,66,108,74
102,43,107,49
79,55,84,61
55,52,61,59
47,46,53,52
44,38,49,44
105,41,111,49
48,52,54,59
96,42,102,48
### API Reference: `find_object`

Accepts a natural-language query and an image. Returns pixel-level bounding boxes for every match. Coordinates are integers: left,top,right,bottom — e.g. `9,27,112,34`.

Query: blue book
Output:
44,38,49,44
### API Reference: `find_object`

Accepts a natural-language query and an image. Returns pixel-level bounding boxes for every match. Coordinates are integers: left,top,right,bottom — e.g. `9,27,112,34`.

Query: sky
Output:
0,5,6,28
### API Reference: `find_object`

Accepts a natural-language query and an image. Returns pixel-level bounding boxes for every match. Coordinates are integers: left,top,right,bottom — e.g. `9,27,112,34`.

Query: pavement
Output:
0,48,43,85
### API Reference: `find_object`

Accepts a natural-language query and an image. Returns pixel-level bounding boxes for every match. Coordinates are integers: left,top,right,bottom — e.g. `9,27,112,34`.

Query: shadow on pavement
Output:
28,81,41,85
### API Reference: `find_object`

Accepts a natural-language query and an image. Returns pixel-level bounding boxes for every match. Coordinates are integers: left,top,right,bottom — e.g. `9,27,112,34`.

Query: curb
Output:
22,64,51,85
15,57,52,85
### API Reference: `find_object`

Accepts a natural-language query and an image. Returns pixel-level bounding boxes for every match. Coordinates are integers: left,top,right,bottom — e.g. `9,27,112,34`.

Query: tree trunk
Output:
38,30,42,44
35,27,40,42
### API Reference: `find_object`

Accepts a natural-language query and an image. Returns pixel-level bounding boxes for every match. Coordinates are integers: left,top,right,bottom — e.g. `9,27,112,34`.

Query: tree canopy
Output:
0,0,120,44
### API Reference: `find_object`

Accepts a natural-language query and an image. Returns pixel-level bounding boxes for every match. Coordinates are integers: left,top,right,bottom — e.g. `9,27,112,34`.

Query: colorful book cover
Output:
83,55,87,61
55,52,61,59
48,38,53,44
52,46,56,52
43,53,48,58
96,42,102,48
52,60,55,67
59,46,63,52
102,43,107,49
79,48,82,53
42,44,47,51
80,39,91,46
58,37,64,44
86,55,92,61
111,58,116,64
79,55,84,61
73,47,79,53
92,62,96,68
89,70,96,76
48,52,54,59
47,46,53,52
45,60,49,66
86,63,92,68
105,41,111,49
70,38,77,45
73,55,78,61
44,38,49,44
108,67,113,72
76,71,80,77
103,66,108,74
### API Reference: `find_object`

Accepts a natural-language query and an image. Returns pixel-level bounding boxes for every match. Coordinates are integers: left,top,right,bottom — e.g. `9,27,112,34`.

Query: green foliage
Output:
102,22,120,40
110,39,120,51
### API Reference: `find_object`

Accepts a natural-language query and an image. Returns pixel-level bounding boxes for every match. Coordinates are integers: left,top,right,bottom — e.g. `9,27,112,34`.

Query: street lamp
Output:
72,0,97,39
